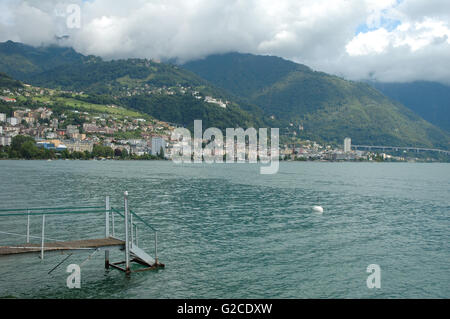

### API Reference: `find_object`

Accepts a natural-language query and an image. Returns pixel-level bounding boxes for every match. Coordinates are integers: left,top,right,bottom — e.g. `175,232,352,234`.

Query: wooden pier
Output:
0,237,125,256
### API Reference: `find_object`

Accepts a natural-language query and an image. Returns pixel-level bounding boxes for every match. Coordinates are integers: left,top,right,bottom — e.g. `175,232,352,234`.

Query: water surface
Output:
0,161,448,298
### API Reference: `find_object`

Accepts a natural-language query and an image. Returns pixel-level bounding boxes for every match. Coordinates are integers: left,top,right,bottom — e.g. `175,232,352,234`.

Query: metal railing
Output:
0,205,107,259
109,203,159,266
0,193,159,269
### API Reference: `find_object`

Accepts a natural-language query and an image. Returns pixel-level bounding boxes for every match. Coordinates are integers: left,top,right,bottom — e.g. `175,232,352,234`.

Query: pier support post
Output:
124,191,130,274
105,196,110,269
155,231,158,266
105,250,110,269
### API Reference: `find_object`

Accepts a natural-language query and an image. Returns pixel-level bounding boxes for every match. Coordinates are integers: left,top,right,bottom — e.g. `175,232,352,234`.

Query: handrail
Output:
111,207,157,232
0,194,162,270
130,210,158,232
0,206,105,213
111,207,124,218
0,209,106,217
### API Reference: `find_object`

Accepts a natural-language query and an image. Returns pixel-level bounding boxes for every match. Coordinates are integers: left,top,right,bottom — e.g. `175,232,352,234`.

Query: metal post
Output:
105,196,110,269
124,191,130,273
155,231,158,265
41,215,45,260
135,225,138,246
26,211,30,244
112,210,115,237
105,196,110,237
130,210,134,247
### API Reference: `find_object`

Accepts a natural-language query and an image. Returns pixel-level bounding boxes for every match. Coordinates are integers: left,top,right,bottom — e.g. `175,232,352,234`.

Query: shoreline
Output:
0,158,448,163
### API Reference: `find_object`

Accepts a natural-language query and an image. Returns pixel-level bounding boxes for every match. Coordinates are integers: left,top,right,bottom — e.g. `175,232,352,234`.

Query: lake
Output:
0,160,448,298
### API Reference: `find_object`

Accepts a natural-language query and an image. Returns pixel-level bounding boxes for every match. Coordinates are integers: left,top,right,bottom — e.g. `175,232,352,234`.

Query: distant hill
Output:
370,81,450,133
0,72,23,90
1,42,449,149
0,40,85,80
0,42,269,131
183,53,450,149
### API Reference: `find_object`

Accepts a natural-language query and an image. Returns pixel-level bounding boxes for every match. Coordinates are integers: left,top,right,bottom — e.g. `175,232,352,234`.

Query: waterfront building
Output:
64,139,94,153
151,137,166,156
344,137,352,153
0,135,12,146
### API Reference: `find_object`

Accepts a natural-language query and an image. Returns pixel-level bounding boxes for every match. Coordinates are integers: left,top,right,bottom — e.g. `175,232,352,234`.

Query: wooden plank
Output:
0,237,125,256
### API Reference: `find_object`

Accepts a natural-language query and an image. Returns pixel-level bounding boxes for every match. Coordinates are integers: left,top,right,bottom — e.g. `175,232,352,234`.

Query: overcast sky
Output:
1,0,450,84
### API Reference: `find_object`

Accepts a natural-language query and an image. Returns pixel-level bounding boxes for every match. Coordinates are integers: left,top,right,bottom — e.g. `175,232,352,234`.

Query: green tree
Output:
158,146,165,159
92,144,114,158
121,148,129,159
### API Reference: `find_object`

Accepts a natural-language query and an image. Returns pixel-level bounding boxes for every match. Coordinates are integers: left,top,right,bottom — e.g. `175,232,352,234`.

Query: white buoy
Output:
313,206,324,214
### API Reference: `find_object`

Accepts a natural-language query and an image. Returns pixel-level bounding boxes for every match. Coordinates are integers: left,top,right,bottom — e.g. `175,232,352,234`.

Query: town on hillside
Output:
0,86,421,162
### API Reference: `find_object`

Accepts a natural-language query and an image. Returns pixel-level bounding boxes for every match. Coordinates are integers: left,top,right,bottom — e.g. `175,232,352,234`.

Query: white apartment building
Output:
344,137,352,153
151,137,166,156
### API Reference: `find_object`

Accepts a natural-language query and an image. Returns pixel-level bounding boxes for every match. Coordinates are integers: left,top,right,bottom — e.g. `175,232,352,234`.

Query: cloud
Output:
0,0,449,84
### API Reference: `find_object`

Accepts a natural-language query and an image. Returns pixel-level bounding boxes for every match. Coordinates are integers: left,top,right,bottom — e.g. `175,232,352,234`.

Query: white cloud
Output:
0,0,449,84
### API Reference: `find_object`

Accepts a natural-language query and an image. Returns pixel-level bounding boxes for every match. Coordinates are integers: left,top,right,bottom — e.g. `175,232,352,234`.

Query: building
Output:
205,96,227,108
151,137,166,156
0,96,16,103
0,113,6,122
64,140,94,153
0,136,12,146
66,125,79,135
13,110,28,118
344,137,352,153
23,117,36,124
40,109,53,120
7,117,19,126
46,132,58,139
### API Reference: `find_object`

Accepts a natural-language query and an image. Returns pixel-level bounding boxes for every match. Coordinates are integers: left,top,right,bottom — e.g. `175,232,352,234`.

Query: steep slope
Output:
0,41,85,80
0,42,269,131
183,52,307,98
0,72,23,90
183,53,450,149
370,81,450,133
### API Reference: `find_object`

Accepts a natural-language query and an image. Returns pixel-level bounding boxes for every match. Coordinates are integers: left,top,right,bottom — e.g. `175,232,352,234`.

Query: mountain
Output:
183,53,450,149
370,81,450,133
1,42,449,149
0,42,269,131
0,40,85,80
0,72,23,90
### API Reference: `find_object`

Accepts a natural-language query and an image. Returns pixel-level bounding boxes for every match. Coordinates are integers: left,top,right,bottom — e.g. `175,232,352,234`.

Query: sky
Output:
1,0,450,84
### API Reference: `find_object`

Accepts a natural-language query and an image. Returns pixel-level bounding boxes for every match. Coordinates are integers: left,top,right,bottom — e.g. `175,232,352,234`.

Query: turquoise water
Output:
0,161,448,299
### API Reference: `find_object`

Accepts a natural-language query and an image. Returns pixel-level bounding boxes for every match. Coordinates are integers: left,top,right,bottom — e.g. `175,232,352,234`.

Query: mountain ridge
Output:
1,42,449,149
369,81,450,133
183,52,450,149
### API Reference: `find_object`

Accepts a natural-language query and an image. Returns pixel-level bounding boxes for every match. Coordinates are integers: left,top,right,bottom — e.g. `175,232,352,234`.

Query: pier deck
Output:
0,237,125,256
